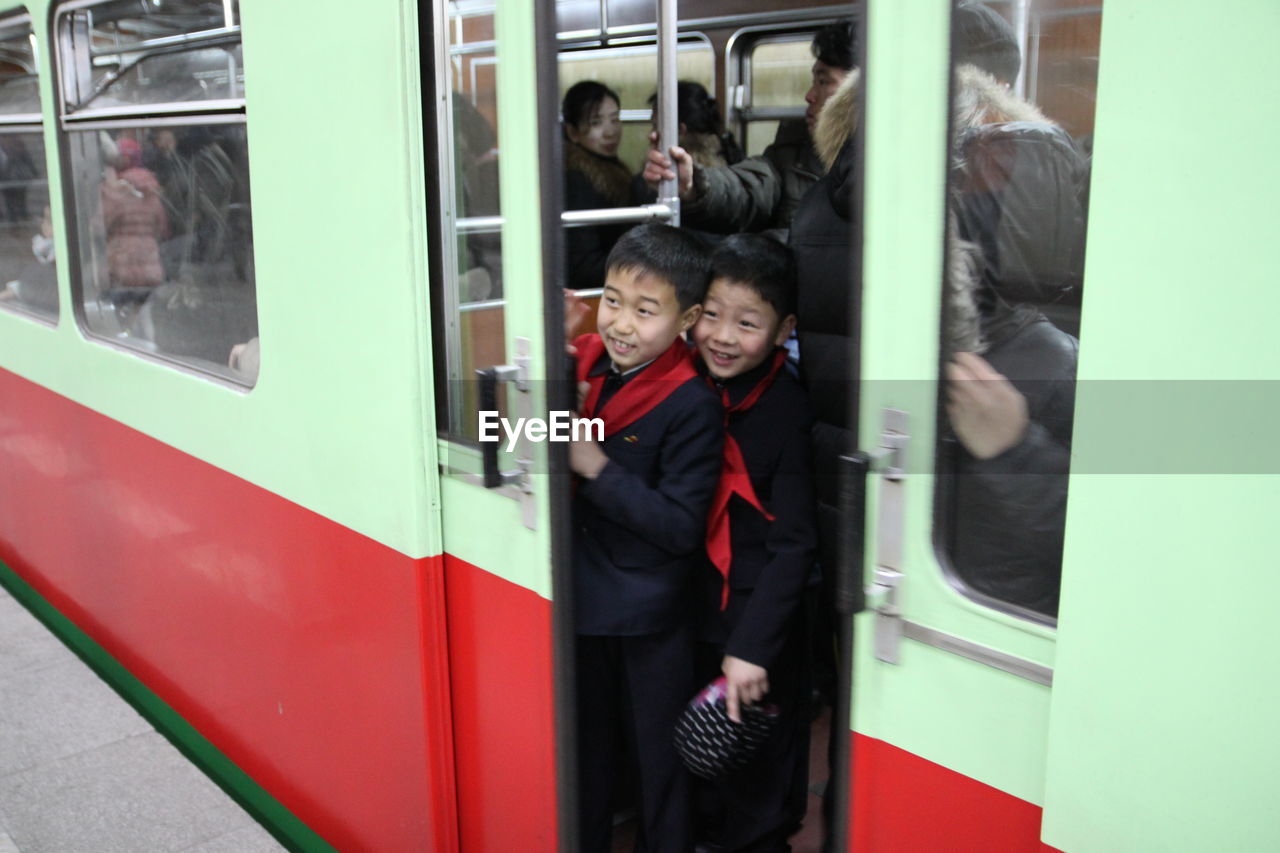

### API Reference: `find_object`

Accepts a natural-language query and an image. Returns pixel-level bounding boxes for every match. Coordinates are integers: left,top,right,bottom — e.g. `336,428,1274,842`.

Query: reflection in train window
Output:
0,12,55,322
936,1,1099,621
56,0,257,385
430,1,505,441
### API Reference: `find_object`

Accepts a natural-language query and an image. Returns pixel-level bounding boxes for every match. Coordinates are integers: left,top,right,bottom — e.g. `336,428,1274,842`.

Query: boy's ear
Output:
773,314,798,347
678,303,702,334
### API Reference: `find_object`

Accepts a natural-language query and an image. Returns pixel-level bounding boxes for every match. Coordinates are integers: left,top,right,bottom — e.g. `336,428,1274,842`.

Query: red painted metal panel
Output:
444,554,559,852
851,733,1054,852
0,368,457,852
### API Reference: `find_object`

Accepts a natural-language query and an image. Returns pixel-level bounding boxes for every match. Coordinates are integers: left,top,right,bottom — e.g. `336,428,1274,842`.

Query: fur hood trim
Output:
814,65,1052,172
953,64,1051,130
946,214,986,354
565,141,633,206
815,69,860,172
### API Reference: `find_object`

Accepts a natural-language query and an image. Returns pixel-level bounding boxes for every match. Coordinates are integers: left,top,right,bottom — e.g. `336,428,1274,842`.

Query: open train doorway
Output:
545,3,862,852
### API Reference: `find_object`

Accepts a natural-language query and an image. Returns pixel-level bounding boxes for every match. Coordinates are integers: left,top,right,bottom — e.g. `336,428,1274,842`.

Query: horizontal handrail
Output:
456,203,676,235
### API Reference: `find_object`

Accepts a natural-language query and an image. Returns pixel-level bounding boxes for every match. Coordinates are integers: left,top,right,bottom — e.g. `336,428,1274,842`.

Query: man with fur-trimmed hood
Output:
642,20,855,240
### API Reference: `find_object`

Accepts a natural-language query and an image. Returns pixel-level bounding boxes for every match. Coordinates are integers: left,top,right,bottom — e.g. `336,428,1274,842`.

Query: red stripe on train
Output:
851,733,1062,852
0,368,475,851
445,554,558,852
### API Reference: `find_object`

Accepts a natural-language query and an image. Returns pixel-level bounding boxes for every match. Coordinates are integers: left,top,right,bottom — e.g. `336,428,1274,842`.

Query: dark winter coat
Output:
683,119,823,237
573,346,724,636
696,355,817,673
946,306,1077,616
564,141,634,290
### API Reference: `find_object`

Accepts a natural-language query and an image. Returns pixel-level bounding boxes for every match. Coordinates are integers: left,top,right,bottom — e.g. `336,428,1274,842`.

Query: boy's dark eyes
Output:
702,310,718,319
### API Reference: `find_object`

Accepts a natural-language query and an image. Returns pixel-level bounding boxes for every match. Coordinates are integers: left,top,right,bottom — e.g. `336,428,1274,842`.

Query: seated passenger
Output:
690,234,816,851
642,20,854,238
562,81,634,290
568,224,723,853
651,81,742,172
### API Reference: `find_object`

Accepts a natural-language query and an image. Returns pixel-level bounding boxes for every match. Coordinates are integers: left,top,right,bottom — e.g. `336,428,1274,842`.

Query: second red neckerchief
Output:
575,333,697,438
705,348,788,609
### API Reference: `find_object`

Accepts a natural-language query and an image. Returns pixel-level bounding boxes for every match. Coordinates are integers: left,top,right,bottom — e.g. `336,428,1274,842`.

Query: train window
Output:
936,0,1099,621
740,36,811,157
55,0,257,385
429,1,506,441
558,38,712,172
0,12,55,321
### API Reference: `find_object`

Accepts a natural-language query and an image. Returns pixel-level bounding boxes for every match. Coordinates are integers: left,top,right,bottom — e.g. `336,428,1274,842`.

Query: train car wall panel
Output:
0,366,457,852
1041,2,1280,850
0,0,443,564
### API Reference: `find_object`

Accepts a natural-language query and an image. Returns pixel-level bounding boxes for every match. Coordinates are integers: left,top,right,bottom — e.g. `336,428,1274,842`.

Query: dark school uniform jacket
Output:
573,338,724,636
698,355,818,673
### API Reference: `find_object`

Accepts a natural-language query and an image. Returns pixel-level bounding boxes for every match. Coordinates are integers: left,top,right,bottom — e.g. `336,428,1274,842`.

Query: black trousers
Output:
577,624,696,853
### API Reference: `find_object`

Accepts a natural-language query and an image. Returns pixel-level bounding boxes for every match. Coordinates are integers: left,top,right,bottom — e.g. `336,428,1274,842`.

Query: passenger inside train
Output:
641,20,855,240
567,223,721,853
563,81,636,290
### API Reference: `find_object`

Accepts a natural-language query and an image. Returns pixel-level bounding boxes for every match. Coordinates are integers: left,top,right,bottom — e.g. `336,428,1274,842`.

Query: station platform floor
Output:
0,585,284,853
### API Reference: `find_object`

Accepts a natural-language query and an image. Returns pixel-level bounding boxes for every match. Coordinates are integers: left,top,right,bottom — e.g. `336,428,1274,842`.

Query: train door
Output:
845,1,1099,848
422,1,567,849
1038,2,1280,850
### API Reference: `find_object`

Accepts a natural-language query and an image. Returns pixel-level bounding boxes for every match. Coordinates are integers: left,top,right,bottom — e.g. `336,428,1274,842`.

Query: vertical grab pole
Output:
656,0,680,226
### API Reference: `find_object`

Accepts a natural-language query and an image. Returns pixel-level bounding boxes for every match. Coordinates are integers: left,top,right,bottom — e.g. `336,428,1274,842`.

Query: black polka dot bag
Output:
673,676,781,779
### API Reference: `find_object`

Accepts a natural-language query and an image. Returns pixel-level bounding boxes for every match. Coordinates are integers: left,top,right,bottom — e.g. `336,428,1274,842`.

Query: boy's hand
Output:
722,655,769,724
569,430,608,480
946,352,1029,460
641,131,695,201
564,289,592,355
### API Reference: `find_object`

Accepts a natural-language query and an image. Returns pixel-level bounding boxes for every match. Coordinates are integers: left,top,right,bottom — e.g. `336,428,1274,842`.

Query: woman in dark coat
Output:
562,81,633,290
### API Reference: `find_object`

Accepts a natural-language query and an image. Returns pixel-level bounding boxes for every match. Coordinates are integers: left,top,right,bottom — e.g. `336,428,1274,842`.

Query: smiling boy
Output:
568,224,723,853
691,234,817,850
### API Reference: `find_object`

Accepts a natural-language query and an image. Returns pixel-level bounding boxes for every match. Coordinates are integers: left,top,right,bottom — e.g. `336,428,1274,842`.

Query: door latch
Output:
863,409,909,663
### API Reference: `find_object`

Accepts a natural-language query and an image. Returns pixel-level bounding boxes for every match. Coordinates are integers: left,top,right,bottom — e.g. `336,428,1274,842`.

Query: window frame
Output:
52,0,255,386
0,8,56,325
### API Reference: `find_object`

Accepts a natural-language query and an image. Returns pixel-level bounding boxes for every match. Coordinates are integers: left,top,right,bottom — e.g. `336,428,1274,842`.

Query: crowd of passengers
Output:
559,5,1085,852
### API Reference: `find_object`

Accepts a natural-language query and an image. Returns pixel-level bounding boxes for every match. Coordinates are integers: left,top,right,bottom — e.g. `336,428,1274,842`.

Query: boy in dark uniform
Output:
568,223,723,853
690,234,817,851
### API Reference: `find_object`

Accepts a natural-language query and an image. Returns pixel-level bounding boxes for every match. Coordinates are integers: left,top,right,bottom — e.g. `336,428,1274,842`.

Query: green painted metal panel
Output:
850,0,1055,807
0,0,443,561
1042,2,1280,849
437,0,554,598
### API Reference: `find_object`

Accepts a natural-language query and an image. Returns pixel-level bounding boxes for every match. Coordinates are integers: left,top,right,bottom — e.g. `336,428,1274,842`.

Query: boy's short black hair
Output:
709,234,797,320
605,224,712,311
811,19,856,72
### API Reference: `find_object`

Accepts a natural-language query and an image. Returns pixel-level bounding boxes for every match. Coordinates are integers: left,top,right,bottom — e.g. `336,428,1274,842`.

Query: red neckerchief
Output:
705,348,788,609
575,334,697,438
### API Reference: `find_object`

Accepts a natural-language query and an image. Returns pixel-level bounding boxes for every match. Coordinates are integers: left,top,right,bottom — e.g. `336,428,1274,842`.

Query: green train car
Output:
0,0,1276,850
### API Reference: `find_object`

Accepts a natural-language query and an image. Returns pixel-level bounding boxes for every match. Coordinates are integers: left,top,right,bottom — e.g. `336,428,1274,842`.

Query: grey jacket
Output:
682,119,823,237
